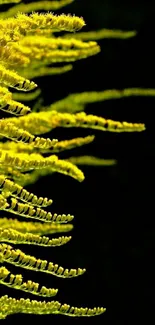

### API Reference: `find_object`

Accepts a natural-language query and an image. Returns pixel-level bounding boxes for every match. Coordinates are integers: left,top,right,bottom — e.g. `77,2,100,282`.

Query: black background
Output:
1,0,155,324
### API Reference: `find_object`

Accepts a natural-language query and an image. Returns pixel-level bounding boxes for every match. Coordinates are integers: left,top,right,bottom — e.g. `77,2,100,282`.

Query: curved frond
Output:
0,195,74,223
0,243,86,278
0,135,94,154
0,174,53,207
0,295,106,319
0,266,58,297
0,64,37,91
63,28,137,40
0,150,84,181
50,88,155,113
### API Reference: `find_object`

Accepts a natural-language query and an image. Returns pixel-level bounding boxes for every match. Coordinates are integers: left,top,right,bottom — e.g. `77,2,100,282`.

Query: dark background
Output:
2,0,155,324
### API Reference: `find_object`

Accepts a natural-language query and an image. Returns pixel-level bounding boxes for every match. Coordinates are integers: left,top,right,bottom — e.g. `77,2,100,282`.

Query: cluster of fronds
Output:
0,0,154,320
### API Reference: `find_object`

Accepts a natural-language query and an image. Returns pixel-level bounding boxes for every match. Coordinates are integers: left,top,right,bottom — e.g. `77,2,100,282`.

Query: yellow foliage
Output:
0,0,153,320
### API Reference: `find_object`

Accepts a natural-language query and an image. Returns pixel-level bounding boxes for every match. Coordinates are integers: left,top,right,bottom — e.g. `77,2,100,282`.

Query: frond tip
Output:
0,64,37,91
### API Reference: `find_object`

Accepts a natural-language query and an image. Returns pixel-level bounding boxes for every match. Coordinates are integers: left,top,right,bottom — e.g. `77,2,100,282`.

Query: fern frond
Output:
0,0,74,18
19,36,100,51
43,135,95,153
0,121,35,142
34,110,145,132
0,228,71,246
0,85,12,107
3,110,145,135
0,64,37,91
10,38,100,73
12,88,41,102
19,64,73,80
0,295,106,319
0,13,85,41
0,266,58,297
0,174,53,207
66,155,117,166
0,151,84,181
0,99,31,116
0,167,53,187
0,218,73,235
0,120,58,149
0,135,94,154
50,88,155,113
0,243,86,278
63,28,137,40
0,195,74,223
0,166,29,184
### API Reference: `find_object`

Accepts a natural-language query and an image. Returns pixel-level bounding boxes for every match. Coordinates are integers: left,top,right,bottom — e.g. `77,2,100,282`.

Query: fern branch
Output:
0,295,106,319
0,228,71,246
0,218,73,235
0,243,86,278
0,174,53,207
0,266,58,297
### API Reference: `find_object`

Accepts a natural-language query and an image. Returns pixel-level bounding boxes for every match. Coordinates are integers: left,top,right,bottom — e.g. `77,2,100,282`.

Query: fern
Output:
0,0,154,321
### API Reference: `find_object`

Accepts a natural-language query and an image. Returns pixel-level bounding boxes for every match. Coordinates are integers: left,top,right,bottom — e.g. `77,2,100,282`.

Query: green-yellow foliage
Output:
0,0,154,321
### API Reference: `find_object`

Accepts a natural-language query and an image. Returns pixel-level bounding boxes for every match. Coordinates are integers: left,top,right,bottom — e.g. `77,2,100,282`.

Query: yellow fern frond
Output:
0,120,58,149
0,266,58,297
0,228,71,246
0,295,106,319
0,64,37,91
66,155,117,166
10,37,100,70
0,135,94,154
30,110,145,133
44,135,95,153
0,0,74,18
19,64,73,80
0,195,74,223
50,88,155,113
0,150,84,181
63,28,137,40
12,88,41,102
0,45,29,67
0,218,73,235
0,12,85,37
0,174,53,207
0,243,86,278
3,110,145,135
0,99,31,116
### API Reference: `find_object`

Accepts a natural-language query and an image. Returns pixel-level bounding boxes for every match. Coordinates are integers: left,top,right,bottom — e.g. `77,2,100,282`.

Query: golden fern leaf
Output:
0,266,58,297
0,243,86,278
0,227,72,246
0,295,106,319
